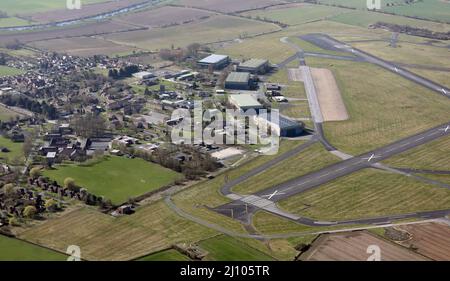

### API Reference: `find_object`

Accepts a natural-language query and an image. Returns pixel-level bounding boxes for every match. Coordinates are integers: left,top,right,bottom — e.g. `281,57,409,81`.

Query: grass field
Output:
137,249,191,261
103,15,280,51
198,235,274,261
19,201,218,260
278,168,450,221
384,135,450,171
232,143,340,195
242,4,350,26
43,156,182,204
404,67,450,89
0,65,24,77
304,58,450,155
0,135,24,163
0,235,67,261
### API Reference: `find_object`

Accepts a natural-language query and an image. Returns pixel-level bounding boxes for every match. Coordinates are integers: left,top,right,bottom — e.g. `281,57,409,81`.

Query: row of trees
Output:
108,65,139,79
0,94,58,119
70,113,107,138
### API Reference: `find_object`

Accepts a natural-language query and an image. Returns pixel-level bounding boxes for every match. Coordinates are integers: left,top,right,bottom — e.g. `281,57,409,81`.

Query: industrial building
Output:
197,54,230,69
255,114,304,137
237,59,270,74
228,94,264,112
225,72,252,90
132,71,155,80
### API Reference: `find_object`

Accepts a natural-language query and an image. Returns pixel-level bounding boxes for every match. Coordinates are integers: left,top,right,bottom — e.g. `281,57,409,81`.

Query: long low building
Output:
255,114,304,137
197,54,230,70
237,58,269,74
228,94,264,112
225,72,252,90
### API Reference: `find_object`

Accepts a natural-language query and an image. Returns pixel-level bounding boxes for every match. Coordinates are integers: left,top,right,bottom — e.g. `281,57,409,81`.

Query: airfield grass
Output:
404,67,450,89
218,32,297,64
384,135,450,171
351,41,450,69
19,201,218,261
0,135,24,163
242,4,350,26
0,235,67,261
198,235,274,261
419,174,450,186
278,168,450,221
43,156,182,204
137,249,191,261
0,65,25,77
232,143,340,195
171,140,305,234
0,0,110,15
104,15,280,51
304,57,450,155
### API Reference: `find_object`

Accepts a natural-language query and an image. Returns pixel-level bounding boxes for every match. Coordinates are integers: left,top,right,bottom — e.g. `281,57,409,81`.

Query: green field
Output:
278,168,450,221
243,4,349,26
137,249,191,261
0,235,67,261
43,156,182,204
0,135,24,163
0,0,110,15
0,65,24,77
198,235,274,261
385,135,450,171
304,58,450,155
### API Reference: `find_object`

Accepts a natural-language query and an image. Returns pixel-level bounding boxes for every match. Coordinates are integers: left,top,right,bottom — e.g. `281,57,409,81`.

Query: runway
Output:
213,34,450,226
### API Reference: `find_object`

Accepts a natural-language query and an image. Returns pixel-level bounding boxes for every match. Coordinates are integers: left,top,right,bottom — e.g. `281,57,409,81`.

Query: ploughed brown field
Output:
22,0,149,23
396,222,450,261
175,0,286,13
299,231,429,261
114,6,215,27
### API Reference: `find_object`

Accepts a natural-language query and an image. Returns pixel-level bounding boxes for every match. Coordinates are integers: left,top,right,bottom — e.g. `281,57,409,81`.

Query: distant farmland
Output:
102,15,280,51
174,0,286,13
115,6,215,28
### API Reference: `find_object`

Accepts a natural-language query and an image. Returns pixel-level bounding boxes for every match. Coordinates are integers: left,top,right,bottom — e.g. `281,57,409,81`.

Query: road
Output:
212,34,450,226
